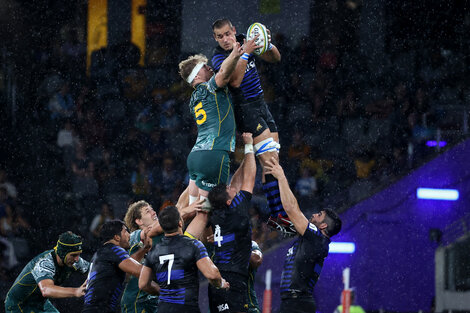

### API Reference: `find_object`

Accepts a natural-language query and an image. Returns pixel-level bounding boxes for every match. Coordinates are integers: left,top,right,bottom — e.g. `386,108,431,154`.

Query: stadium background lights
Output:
426,140,447,147
329,242,356,254
416,188,459,201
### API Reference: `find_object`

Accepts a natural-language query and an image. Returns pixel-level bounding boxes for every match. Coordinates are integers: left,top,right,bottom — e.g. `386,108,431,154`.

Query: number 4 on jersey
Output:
214,225,223,247
159,254,175,285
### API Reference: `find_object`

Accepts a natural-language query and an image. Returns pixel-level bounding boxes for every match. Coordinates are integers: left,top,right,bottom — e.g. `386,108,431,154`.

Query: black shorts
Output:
235,97,278,137
209,272,248,313
157,302,200,313
279,296,316,313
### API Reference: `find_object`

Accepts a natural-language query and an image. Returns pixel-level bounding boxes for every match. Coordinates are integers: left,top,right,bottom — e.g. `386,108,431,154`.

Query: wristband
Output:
241,53,250,61
267,43,274,51
216,279,226,289
245,144,254,154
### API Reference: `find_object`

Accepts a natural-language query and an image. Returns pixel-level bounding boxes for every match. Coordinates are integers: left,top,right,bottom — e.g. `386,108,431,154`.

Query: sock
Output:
263,174,287,218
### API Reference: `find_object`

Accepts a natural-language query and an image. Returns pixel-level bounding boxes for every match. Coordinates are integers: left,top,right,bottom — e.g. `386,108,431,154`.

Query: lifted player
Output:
211,19,294,234
179,35,243,211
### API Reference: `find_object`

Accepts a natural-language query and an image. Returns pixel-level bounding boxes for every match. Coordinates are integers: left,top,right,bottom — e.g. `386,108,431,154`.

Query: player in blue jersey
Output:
264,157,342,313
207,132,256,313
82,220,159,313
139,205,229,313
5,232,89,313
247,241,263,313
211,19,295,235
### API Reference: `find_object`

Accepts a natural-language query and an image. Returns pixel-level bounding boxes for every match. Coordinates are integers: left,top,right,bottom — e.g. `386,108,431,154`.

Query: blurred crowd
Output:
0,0,469,303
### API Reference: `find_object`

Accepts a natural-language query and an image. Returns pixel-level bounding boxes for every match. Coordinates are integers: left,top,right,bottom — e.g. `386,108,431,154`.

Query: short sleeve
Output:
109,245,130,264
302,223,322,241
32,254,56,283
206,76,219,93
192,239,209,261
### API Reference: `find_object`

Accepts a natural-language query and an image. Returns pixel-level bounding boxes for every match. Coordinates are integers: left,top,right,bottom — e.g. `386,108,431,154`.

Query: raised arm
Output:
215,38,243,88
259,28,281,63
230,133,256,193
264,157,309,235
229,35,262,88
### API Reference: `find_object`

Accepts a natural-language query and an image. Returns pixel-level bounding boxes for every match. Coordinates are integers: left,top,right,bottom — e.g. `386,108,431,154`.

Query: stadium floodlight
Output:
329,242,356,254
416,188,459,201
426,140,447,147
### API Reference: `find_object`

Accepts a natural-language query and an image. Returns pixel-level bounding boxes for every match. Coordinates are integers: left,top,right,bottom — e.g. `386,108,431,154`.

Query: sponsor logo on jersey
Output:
256,123,263,131
202,180,216,188
217,303,229,311
245,60,256,72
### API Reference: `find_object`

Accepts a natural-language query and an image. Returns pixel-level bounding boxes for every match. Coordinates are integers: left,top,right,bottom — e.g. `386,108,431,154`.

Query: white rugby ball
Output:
246,22,269,56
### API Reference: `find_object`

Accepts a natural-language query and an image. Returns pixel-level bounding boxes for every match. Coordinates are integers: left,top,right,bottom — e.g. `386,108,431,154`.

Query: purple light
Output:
426,140,447,147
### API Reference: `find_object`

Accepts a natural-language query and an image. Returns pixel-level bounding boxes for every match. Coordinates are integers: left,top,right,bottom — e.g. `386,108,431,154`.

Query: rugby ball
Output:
246,22,269,56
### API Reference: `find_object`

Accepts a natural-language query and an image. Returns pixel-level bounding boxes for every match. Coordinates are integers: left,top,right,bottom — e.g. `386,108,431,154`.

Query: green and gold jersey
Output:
189,76,236,153
247,241,261,311
121,229,163,307
6,249,89,306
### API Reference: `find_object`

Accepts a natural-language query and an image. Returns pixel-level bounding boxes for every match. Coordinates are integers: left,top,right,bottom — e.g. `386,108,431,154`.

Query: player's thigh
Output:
259,100,278,134
187,150,230,191
279,297,316,313
236,101,269,138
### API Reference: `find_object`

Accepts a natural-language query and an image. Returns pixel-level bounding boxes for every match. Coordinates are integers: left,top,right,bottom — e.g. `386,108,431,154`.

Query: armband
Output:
241,53,250,61
267,43,274,51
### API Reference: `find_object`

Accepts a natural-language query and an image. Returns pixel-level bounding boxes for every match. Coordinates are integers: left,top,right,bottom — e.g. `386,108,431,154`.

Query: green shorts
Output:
5,298,59,313
121,300,158,313
187,150,230,191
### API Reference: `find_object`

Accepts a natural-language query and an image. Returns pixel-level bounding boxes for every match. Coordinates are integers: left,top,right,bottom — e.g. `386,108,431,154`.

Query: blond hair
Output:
178,54,208,83
124,200,150,232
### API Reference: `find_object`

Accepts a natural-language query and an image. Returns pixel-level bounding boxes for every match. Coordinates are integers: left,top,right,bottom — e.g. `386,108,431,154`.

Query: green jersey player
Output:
4,232,89,313
178,36,243,213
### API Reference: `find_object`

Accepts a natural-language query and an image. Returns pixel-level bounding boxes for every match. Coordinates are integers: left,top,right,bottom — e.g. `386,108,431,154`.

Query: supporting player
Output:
264,157,342,313
5,232,89,313
211,19,293,234
139,205,229,313
247,241,263,313
207,132,256,313
178,35,243,212
82,220,159,313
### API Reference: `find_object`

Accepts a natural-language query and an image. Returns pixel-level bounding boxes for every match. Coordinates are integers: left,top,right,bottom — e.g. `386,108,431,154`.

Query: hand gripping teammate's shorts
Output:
235,97,278,138
187,150,230,191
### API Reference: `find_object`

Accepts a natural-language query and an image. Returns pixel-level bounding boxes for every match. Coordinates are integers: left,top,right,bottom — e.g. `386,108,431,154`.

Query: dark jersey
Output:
211,34,263,103
144,234,208,308
82,243,130,313
280,223,331,297
210,190,252,276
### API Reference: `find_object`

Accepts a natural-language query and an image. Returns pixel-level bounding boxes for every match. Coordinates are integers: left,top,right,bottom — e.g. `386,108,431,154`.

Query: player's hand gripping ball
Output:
246,22,269,55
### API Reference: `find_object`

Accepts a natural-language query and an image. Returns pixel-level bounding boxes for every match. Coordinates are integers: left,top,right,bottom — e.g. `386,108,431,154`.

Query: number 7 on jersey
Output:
159,254,175,285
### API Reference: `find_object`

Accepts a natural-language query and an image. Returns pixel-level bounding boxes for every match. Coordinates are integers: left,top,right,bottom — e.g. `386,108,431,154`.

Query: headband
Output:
186,62,205,84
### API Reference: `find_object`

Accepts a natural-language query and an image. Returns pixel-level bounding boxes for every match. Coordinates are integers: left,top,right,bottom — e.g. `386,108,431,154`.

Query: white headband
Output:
186,62,205,84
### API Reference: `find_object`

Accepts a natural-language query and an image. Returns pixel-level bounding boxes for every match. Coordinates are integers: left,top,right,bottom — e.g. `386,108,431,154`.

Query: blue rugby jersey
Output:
144,234,208,308
280,223,331,297
82,243,130,313
211,35,263,102
210,190,252,276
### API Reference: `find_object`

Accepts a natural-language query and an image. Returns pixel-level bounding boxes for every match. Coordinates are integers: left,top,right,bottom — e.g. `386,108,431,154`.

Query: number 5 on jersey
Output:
159,254,175,285
194,102,207,125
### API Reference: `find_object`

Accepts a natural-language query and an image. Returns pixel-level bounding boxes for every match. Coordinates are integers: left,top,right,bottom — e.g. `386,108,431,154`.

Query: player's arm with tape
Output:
264,157,309,235
229,35,263,88
215,37,243,88
259,27,281,63
230,133,256,193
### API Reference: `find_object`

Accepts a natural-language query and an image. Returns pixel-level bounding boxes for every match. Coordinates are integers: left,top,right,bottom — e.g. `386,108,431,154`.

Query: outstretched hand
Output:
243,34,263,55
264,157,285,180
75,280,87,297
